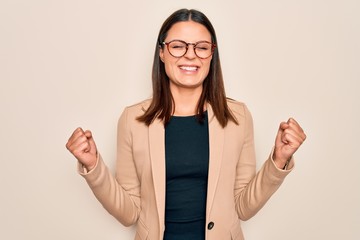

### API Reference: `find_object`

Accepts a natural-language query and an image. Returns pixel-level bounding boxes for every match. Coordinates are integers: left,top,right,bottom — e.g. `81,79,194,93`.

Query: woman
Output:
66,9,306,240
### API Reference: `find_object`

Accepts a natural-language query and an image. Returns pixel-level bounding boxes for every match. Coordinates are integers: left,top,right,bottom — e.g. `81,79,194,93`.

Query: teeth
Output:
180,66,198,71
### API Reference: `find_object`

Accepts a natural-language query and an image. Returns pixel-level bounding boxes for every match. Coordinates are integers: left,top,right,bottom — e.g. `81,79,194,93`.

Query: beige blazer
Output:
80,99,293,240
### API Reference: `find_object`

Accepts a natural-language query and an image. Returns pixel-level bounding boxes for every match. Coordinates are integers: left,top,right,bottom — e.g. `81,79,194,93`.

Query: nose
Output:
184,44,197,59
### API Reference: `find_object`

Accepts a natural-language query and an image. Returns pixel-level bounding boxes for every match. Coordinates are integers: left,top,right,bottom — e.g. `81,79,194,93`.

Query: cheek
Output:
202,60,212,76
164,64,172,78
164,58,180,76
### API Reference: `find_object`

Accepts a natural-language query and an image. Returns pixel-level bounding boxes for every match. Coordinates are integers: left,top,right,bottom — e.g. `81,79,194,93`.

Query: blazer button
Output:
207,222,214,230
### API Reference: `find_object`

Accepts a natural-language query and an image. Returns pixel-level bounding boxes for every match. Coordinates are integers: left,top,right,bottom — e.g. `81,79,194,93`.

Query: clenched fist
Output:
66,127,98,171
273,118,306,169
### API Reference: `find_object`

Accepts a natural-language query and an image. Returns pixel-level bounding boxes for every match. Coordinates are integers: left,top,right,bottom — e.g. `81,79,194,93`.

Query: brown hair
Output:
137,9,238,127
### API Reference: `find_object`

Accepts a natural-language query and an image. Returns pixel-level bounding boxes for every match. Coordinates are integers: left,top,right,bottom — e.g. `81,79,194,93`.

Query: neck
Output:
170,85,203,116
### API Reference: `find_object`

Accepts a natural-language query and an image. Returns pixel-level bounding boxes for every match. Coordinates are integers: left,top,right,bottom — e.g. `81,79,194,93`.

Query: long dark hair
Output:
137,9,238,127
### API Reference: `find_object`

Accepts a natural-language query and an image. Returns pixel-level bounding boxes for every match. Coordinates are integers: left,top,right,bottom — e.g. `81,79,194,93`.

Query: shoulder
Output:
226,98,251,118
118,99,152,130
123,98,152,116
117,98,152,124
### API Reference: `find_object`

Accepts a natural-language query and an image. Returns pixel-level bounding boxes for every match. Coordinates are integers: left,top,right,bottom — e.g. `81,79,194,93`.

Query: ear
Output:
159,47,164,62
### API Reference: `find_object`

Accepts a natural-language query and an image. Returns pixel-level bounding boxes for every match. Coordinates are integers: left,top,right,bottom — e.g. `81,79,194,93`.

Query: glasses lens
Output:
168,41,187,57
195,42,213,59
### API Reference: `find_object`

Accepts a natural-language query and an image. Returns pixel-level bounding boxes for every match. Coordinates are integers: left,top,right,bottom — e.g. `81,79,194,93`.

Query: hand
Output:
66,127,98,171
273,118,306,169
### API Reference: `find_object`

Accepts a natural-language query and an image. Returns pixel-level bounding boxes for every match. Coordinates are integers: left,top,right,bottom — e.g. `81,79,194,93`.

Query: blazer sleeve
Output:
78,107,141,226
234,104,294,221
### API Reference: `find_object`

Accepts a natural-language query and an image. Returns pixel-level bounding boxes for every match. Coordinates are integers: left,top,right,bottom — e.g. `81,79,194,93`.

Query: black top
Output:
164,113,209,240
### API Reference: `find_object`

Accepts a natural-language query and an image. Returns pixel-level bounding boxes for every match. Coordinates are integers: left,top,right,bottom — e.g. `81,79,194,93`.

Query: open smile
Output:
178,65,199,72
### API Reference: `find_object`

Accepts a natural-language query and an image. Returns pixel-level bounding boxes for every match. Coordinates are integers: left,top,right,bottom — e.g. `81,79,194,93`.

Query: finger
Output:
275,121,288,145
85,130,97,153
84,130,92,139
66,127,85,148
281,121,290,129
281,129,305,149
67,127,84,141
67,134,89,153
288,118,305,134
282,127,305,144
73,141,91,156
287,118,306,141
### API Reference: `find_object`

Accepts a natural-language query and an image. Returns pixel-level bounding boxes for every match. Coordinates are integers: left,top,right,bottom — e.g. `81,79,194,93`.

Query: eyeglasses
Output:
162,40,216,59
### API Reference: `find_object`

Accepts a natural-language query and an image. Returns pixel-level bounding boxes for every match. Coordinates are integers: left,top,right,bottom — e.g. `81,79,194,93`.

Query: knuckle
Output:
73,148,84,156
80,135,88,142
283,130,291,137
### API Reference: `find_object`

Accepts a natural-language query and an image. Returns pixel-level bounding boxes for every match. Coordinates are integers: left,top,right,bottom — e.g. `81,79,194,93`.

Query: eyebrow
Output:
164,39,212,43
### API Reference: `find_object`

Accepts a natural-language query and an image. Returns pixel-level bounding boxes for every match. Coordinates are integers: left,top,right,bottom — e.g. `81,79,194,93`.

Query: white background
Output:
1,0,359,239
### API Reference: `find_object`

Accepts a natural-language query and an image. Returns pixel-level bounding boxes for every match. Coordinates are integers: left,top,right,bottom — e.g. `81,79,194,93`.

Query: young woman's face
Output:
160,21,213,93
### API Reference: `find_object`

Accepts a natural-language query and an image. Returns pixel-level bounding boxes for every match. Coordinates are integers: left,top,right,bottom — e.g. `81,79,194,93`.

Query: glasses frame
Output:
162,39,216,59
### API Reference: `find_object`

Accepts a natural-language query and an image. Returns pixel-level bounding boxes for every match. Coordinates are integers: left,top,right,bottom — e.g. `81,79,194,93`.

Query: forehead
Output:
165,21,211,42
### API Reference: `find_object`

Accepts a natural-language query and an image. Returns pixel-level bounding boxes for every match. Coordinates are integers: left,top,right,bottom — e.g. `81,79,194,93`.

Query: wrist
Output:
281,158,291,170
85,163,96,172
79,155,98,173
273,153,291,170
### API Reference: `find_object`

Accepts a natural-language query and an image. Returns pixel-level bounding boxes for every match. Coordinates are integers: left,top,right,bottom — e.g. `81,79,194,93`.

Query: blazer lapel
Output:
148,117,166,232
206,104,225,218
